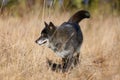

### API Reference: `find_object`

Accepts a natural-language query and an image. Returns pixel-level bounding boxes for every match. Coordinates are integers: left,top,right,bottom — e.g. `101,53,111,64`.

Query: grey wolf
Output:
35,10,90,72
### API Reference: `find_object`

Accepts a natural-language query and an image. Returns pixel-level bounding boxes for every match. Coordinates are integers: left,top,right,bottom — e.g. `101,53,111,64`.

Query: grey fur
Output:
35,10,90,72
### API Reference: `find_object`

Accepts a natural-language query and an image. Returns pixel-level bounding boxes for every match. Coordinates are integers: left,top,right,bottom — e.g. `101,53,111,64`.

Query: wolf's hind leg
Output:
62,55,73,72
73,53,80,66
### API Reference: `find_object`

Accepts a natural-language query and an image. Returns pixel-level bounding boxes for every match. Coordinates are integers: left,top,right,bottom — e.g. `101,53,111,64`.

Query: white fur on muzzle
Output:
37,39,48,45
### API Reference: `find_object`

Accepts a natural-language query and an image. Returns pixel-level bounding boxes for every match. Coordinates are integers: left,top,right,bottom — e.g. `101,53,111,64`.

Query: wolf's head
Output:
35,22,56,45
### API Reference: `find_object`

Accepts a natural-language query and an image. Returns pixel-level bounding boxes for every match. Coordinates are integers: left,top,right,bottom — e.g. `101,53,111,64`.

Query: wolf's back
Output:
68,10,90,24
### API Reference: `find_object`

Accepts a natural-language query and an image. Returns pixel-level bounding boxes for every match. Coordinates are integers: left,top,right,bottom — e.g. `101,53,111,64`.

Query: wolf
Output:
35,10,90,72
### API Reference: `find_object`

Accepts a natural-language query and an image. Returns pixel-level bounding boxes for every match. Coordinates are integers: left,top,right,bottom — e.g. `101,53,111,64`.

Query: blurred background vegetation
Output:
0,0,120,17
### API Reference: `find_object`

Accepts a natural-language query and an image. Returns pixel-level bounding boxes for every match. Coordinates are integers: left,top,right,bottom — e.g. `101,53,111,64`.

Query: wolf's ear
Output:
44,21,48,27
49,22,55,27
49,22,55,30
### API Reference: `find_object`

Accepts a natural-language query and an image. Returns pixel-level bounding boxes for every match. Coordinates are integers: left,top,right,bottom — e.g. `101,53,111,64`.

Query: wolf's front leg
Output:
62,54,73,72
46,58,62,71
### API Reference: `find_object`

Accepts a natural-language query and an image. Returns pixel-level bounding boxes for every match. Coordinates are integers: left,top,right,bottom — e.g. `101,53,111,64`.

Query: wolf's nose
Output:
35,40,38,43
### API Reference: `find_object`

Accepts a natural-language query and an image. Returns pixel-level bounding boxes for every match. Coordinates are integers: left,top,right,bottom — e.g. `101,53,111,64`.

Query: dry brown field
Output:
0,11,120,80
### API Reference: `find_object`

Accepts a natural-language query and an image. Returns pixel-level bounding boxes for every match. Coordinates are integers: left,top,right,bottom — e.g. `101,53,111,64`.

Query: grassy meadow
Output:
0,10,120,80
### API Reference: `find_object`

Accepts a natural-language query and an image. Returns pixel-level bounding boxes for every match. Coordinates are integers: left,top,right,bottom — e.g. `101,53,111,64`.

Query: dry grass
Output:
0,11,120,80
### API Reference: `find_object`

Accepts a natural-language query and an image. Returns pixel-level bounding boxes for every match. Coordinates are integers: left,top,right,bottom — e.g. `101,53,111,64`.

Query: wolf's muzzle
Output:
35,38,48,45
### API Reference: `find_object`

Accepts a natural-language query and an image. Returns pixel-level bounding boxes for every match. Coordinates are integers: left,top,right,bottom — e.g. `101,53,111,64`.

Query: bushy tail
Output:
68,10,90,24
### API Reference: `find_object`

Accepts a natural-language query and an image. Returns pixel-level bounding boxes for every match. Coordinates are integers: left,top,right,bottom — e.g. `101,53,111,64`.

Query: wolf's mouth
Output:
41,40,47,44
36,39,48,45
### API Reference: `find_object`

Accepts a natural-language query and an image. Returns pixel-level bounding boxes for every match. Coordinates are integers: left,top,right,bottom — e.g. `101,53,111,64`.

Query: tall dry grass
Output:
0,11,120,80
